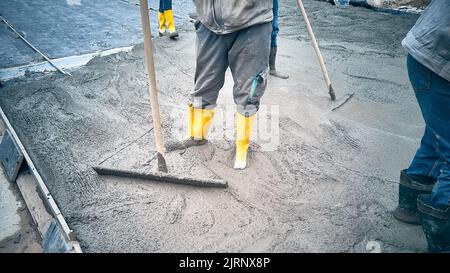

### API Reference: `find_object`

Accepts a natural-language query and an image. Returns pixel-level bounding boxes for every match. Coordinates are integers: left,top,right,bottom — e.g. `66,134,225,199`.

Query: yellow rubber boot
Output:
167,105,213,152
164,9,179,38
158,12,166,36
188,105,214,140
234,112,255,170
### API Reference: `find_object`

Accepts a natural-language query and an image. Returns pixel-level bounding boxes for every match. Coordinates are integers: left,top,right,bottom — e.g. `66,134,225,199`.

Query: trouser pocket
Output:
407,54,432,93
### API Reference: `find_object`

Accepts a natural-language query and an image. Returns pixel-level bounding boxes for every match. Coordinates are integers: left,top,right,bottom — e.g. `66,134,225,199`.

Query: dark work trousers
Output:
271,0,279,47
159,0,172,12
406,54,450,206
191,21,272,117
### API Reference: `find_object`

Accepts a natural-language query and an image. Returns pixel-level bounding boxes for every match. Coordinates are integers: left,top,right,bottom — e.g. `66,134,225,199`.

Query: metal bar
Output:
330,93,355,112
0,46,133,81
0,106,78,245
0,16,72,76
94,166,228,188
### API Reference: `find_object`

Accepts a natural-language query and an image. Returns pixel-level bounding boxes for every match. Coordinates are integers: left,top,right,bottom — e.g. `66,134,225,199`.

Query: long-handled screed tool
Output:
139,0,167,173
295,0,354,108
93,0,227,188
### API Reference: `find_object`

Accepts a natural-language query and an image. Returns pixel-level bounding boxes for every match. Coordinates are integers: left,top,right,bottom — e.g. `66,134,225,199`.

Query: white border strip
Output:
0,46,134,81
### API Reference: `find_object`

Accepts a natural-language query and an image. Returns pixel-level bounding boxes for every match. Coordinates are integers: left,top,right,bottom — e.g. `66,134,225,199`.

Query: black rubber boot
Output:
168,31,179,39
269,46,289,79
417,194,450,253
392,170,435,225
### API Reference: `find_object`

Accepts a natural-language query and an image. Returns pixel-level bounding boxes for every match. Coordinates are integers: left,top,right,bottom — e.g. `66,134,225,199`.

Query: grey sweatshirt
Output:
402,0,450,82
193,0,273,34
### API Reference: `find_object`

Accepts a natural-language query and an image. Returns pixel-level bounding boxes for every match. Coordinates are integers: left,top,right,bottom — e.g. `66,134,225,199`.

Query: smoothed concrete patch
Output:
0,46,133,82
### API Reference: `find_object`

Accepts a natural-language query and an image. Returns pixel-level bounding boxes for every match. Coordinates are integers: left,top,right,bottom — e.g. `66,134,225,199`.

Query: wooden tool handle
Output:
139,0,165,154
296,0,334,95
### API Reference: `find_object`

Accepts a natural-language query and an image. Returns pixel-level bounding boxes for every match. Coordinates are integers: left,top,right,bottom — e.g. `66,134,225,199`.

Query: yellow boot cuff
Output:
234,113,255,169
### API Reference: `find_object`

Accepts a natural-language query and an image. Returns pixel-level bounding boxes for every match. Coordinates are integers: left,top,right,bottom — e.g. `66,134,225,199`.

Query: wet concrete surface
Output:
0,0,194,68
0,1,428,252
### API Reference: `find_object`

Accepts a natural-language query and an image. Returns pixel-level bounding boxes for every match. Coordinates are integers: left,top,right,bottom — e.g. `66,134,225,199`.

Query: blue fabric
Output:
271,0,279,47
402,1,450,82
159,0,172,12
406,54,450,206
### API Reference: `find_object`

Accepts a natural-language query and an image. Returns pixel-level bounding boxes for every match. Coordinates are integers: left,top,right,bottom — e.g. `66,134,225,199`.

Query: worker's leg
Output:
162,0,178,38
428,75,450,208
229,23,271,117
158,0,178,38
158,0,166,36
408,54,450,252
228,22,272,169
269,0,288,79
419,156,450,253
192,21,228,112
394,54,443,224
271,0,279,49
393,167,436,225
417,193,450,253
188,21,228,141
406,53,448,185
159,0,171,12
167,22,228,152
424,146,450,252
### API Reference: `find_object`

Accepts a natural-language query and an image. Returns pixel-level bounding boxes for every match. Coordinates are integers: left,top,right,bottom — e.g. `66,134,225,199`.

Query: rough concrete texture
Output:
0,1,428,252
369,0,429,8
0,0,194,68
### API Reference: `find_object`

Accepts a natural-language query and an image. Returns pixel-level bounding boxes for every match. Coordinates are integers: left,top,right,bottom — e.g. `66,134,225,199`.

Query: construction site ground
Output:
0,0,426,252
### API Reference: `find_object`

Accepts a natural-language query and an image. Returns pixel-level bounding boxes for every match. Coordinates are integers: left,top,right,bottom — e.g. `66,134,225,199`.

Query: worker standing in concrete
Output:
183,0,273,170
270,0,289,79
392,0,450,252
186,0,288,80
158,0,178,38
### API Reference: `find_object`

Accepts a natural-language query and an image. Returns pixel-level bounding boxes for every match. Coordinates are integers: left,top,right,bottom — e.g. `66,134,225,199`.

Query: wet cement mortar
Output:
0,0,195,68
0,1,427,252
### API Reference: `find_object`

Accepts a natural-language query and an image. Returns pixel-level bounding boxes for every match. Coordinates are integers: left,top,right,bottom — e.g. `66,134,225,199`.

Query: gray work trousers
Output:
191,21,272,116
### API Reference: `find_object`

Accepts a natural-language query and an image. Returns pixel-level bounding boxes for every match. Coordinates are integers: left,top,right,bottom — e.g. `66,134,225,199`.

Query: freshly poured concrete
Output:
0,1,428,252
0,0,194,68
